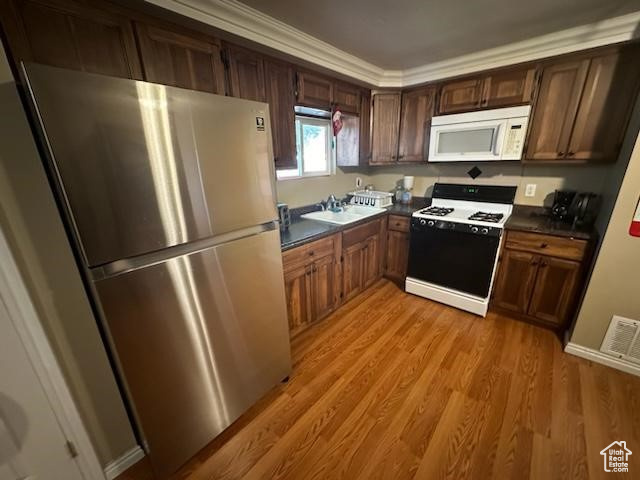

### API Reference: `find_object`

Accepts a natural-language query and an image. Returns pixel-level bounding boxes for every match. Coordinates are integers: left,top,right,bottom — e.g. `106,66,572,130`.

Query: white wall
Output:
366,163,610,206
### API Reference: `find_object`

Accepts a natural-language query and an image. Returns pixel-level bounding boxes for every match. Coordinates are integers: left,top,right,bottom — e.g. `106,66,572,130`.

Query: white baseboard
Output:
104,446,145,480
564,342,640,377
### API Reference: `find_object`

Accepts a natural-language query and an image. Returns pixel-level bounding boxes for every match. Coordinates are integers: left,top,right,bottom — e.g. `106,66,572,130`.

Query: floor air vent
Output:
601,315,640,364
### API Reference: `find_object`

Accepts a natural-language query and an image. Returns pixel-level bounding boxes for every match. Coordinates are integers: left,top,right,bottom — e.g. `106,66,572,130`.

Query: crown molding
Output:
146,0,640,88
401,11,640,86
145,0,385,85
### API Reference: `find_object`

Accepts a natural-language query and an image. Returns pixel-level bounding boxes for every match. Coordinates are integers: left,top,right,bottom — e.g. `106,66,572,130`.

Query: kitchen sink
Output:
301,205,385,225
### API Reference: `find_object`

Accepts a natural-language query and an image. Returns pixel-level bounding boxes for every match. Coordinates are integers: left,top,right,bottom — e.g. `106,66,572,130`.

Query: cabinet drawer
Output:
282,235,336,272
343,219,381,247
505,231,587,261
388,215,410,232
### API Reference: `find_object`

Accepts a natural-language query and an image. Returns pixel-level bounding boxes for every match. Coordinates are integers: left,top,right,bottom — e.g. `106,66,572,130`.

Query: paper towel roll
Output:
403,176,414,189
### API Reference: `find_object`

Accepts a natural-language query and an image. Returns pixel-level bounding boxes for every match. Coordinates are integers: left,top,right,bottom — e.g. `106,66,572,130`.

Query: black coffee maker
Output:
551,190,576,221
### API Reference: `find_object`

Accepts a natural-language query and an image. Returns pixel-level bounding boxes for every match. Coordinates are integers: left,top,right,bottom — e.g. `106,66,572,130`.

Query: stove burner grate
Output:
420,207,454,217
468,211,504,223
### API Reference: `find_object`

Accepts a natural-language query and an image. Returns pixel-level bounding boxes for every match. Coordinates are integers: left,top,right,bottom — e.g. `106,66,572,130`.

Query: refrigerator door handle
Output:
91,220,279,281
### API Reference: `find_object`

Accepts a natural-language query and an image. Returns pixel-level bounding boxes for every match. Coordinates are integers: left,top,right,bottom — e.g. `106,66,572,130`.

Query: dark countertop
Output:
280,197,430,251
505,205,597,241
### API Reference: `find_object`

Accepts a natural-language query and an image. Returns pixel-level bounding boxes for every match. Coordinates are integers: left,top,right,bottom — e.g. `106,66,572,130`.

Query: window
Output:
277,109,334,179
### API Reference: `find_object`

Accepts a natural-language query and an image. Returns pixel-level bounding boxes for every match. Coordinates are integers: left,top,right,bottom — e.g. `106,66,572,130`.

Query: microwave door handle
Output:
492,124,503,156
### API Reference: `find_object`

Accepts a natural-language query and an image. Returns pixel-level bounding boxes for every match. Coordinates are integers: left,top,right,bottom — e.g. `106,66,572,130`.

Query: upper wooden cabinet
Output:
224,44,266,102
482,67,536,109
296,70,333,108
359,89,372,164
370,92,402,164
370,87,435,165
525,59,590,161
135,22,226,94
264,59,297,170
398,87,437,162
438,67,535,114
334,82,361,114
438,77,484,114
0,0,142,79
526,45,640,163
566,47,640,162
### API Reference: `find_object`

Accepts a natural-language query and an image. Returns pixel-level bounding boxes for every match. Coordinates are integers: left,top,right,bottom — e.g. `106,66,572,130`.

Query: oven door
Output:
407,223,500,298
429,120,505,162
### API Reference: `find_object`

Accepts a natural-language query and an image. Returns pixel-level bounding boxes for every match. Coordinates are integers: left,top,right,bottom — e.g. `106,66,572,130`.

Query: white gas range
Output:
405,183,517,317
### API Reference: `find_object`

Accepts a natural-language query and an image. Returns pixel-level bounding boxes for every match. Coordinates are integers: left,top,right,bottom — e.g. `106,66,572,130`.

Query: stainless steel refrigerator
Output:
21,63,291,477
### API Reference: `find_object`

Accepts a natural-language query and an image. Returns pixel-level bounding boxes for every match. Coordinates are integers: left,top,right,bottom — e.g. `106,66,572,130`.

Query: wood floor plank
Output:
113,280,640,480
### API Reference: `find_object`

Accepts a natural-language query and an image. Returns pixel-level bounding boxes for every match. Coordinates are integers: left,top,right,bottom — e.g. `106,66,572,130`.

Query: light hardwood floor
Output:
118,279,640,480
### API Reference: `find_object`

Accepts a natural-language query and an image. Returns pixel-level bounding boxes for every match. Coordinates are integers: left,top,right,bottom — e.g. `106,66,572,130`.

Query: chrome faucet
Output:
326,194,344,212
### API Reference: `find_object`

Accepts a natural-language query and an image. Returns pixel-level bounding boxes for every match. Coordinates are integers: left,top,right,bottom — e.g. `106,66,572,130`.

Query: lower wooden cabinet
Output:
282,234,341,337
283,263,313,336
342,219,385,301
492,230,590,329
282,218,385,338
384,215,410,283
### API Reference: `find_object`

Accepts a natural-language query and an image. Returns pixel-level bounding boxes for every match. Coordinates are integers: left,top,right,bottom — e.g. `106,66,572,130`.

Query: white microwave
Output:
428,105,531,162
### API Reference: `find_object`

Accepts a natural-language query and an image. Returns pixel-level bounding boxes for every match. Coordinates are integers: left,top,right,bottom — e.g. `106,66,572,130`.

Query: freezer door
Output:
23,63,277,267
94,229,290,477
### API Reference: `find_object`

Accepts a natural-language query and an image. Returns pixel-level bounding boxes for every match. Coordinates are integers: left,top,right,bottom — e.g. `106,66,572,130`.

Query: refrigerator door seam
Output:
91,221,279,281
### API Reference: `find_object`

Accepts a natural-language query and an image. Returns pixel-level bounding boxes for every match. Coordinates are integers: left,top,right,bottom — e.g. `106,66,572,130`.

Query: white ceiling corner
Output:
146,0,640,87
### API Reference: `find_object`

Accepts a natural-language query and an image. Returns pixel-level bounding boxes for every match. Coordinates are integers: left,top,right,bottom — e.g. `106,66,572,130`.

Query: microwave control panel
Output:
502,119,528,158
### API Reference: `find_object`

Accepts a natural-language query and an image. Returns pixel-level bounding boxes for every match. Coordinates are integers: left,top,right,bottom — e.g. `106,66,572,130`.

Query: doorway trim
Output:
0,225,105,479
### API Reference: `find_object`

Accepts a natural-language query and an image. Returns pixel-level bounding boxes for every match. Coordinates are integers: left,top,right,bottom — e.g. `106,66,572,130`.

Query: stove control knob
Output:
427,220,435,227
481,228,489,235
420,219,427,226
471,226,479,233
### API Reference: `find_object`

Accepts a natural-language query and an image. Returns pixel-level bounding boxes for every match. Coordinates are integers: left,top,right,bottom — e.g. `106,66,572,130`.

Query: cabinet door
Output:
528,256,581,327
135,22,226,94
385,230,409,282
342,242,365,302
492,249,539,314
283,264,313,337
363,234,381,288
371,92,401,164
311,253,337,321
359,89,372,164
482,67,536,108
334,82,360,114
567,46,640,163
265,59,297,170
296,71,333,109
225,44,266,102
398,87,436,162
438,77,484,114
1,0,141,79
336,113,360,167
525,59,589,161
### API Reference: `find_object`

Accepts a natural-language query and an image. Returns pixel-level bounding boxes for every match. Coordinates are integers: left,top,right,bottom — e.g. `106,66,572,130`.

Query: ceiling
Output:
237,0,640,69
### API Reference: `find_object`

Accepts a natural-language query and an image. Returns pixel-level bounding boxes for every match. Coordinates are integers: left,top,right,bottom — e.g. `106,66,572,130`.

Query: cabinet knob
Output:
540,261,547,268
540,243,548,248
567,151,575,156
557,152,564,156
313,266,317,272
531,260,539,266
309,251,314,256
391,155,397,160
